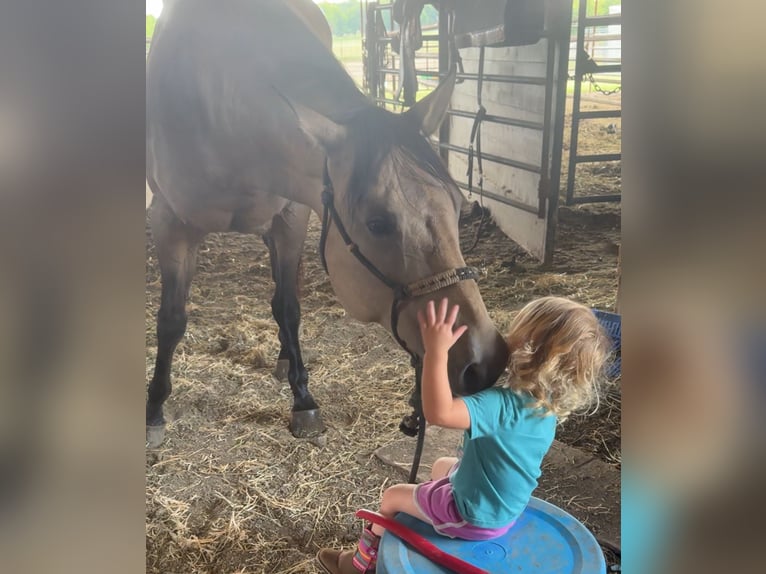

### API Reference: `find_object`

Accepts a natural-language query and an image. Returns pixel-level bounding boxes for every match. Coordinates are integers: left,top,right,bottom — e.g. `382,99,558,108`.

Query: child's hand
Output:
417,298,468,357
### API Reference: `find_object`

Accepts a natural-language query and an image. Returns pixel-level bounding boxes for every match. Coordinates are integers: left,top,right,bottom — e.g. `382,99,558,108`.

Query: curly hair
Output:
501,297,612,421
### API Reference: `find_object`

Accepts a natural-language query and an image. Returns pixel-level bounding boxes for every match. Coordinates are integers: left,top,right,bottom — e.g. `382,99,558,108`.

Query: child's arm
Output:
417,298,471,430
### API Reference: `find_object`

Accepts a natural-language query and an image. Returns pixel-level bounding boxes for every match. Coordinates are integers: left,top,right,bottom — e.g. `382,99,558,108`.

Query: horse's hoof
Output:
273,359,289,382
290,409,325,438
146,424,166,448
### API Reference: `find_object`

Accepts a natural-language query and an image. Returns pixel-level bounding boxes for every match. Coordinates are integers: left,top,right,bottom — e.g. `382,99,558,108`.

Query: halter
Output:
318,157,479,482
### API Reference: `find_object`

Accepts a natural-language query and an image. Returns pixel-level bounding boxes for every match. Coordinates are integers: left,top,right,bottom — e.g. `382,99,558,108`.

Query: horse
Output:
145,0,509,447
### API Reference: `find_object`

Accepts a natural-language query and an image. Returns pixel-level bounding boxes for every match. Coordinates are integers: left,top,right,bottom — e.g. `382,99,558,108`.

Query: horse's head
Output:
296,72,509,396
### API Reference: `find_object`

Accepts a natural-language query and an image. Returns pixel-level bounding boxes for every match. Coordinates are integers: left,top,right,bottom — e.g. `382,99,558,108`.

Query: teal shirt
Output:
450,387,557,528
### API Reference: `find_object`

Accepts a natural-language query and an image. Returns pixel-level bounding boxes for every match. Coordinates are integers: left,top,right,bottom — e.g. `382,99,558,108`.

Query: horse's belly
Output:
229,192,289,234
173,187,287,235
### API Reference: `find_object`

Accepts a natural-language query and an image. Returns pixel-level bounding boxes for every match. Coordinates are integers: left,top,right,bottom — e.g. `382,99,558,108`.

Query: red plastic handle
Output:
355,509,490,574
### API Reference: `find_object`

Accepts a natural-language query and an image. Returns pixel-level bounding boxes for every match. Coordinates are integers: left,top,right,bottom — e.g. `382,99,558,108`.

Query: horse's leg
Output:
146,196,202,447
263,202,325,437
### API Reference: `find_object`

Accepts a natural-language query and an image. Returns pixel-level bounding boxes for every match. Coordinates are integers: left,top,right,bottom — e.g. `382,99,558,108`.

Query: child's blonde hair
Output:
502,297,611,421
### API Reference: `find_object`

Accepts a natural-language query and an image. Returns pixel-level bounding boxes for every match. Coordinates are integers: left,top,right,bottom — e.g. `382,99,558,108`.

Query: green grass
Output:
333,33,363,63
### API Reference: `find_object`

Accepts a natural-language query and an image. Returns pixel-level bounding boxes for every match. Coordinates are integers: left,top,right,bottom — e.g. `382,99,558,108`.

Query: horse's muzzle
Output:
456,330,510,395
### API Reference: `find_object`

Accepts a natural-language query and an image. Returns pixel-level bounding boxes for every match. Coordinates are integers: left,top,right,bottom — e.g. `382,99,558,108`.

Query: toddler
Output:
318,296,611,573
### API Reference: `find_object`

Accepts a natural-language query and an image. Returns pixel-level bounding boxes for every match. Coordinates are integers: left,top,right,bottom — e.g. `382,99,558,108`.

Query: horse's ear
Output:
404,64,456,137
290,100,346,150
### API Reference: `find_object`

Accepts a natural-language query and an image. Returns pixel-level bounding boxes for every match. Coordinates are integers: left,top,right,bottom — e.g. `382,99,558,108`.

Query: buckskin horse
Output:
145,0,509,447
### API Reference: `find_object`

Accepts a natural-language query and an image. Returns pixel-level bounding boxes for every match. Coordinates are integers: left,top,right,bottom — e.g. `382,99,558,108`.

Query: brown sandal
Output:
316,548,361,574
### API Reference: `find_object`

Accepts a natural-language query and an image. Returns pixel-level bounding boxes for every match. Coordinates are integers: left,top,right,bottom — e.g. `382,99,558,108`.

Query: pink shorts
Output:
413,475,514,541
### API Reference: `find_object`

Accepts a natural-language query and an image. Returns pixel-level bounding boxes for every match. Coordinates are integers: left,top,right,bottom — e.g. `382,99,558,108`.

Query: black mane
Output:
336,105,458,211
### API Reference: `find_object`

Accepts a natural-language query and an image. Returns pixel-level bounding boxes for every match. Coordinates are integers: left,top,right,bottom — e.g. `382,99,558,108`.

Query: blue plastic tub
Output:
592,309,621,378
377,496,606,574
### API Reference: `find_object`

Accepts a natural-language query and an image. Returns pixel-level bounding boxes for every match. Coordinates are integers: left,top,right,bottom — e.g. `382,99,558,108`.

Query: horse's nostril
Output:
458,332,510,395
460,363,487,395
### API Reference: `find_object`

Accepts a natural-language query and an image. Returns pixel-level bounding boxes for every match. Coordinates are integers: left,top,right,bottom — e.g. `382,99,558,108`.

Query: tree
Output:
421,5,438,27
317,1,442,36
146,14,156,38
317,1,360,36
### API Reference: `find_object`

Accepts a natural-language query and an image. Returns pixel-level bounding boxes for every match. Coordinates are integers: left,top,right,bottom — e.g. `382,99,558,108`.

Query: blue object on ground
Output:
592,309,621,378
621,469,670,574
377,496,606,574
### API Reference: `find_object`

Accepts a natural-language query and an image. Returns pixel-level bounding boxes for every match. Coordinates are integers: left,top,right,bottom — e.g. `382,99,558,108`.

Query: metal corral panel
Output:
446,0,571,262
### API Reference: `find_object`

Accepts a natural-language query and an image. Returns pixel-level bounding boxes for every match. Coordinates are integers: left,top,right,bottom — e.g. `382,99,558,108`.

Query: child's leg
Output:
431,456,459,481
371,483,431,536
317,483,436,573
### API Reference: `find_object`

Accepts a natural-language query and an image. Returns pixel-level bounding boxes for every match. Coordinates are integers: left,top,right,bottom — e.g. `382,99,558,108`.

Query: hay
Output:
147,226,418,572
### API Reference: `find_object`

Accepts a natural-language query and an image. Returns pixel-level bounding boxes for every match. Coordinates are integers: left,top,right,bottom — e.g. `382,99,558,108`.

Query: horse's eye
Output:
366,216,396,237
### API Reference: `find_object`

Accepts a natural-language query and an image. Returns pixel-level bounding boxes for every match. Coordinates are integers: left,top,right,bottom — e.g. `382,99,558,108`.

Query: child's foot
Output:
316,549,361,574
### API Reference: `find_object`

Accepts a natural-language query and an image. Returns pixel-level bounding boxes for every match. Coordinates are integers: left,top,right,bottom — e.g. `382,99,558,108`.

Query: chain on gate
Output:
585,72,621,96
566,71,621,96
570,48,621,96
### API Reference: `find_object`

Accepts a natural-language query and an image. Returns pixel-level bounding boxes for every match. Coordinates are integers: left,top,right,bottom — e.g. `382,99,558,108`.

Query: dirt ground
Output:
145,98,621,572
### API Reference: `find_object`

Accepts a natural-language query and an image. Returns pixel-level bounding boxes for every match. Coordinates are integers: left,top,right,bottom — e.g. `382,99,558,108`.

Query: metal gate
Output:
565,2,622,204
362,0,572,264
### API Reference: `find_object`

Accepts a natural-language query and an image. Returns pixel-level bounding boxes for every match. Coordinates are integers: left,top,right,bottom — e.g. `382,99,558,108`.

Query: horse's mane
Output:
336,105,459,212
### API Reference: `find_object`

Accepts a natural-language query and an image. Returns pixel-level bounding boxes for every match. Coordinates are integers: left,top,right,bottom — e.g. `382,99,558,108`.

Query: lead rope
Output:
391,288,425,484
408,365,426,484
464,45,487,254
